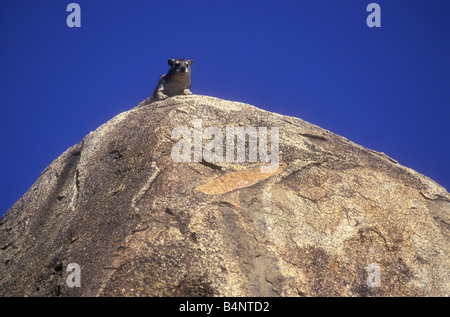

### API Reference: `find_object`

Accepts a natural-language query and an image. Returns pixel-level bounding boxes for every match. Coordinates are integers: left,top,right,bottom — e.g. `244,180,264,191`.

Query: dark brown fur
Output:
138,59,193,107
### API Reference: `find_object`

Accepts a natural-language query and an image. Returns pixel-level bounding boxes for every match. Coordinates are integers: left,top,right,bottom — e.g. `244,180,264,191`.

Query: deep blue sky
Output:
0,0,449,217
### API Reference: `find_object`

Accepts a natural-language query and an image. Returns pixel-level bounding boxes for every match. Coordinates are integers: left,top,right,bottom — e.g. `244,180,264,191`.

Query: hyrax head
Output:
168,59,193,73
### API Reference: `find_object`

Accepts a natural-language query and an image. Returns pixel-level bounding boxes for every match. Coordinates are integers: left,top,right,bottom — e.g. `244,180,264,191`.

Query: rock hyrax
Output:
138,58,193,107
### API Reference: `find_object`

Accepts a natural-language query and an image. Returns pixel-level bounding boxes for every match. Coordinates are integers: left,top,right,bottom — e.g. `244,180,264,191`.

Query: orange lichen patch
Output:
196,165,285,195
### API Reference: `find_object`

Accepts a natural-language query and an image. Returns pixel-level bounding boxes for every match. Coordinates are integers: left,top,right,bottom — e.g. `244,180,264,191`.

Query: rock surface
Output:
1,95,449,297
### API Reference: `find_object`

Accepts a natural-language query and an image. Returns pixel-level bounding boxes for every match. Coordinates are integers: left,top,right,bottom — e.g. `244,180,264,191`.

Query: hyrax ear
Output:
188,59,193,66
168,59,176,66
